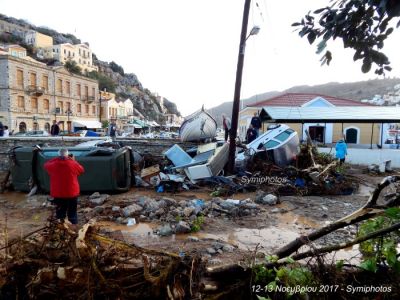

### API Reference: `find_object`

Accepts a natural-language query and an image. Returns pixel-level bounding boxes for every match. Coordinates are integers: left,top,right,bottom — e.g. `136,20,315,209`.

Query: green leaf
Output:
360,258,378,273
336,259,344,270
361,61,372,73
307,31,317,44
385,207,400,219
285,257,295,264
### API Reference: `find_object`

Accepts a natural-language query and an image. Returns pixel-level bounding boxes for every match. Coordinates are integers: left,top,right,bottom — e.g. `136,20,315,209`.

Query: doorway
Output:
309,126,325,143
346,128,358,144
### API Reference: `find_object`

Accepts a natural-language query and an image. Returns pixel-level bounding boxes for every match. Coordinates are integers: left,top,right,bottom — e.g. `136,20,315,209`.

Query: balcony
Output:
117,115,128,120
83,95,96,102
26,85,45,96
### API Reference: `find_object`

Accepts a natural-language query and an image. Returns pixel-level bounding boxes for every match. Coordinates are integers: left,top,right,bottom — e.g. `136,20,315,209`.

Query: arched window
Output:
19,122,27,133
345,127,359,144
33,122,39,131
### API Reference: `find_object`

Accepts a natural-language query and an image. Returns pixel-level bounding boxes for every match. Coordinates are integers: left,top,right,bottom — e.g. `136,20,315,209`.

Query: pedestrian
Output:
50,120,60,136
246,124,257,144
108,121,117,140
250,112,262,137
3,126,9,137
44,148,84,224
335,139,348,165
222,114,231,142
0,122,3,137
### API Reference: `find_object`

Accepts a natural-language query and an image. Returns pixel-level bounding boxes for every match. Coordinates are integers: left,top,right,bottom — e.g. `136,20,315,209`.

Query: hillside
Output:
0,14,180,123
209,78,400,123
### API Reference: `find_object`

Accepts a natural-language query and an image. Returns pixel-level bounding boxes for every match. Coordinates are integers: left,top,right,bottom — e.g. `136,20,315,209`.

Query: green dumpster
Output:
10,146,133,193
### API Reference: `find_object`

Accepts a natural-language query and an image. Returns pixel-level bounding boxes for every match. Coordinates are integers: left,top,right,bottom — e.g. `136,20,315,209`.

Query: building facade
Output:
0,52,99,133
238,93,388,147
99,91,134,128
50,43,97,73
24,30,53,49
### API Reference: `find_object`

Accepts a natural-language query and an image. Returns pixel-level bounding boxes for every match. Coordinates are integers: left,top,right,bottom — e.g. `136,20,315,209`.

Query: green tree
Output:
294,0,400,74
65,60,82,75
87,71,116,93
109,61,124,76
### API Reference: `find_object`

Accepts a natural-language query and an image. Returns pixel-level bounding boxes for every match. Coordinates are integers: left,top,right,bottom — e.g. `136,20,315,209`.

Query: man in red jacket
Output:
44,148,84,224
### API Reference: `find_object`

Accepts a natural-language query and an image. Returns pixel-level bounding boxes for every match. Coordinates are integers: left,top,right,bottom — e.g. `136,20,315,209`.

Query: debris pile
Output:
0,220,204,299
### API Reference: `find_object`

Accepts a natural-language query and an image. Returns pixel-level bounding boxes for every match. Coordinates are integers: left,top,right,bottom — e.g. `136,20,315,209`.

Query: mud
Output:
0,168,392,266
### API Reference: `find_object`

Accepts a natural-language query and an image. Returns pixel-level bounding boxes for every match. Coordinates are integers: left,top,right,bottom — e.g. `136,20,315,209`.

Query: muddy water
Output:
0,192,51,240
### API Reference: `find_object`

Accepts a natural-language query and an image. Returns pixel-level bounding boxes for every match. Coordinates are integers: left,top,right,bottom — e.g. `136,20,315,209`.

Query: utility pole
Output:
227,0,251,173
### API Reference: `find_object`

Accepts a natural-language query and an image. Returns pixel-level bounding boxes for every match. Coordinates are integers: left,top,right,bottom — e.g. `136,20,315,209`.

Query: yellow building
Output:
25,30,53,48
99,91,134,128
239,93,400,148
50,43,97,73
0,49,100,133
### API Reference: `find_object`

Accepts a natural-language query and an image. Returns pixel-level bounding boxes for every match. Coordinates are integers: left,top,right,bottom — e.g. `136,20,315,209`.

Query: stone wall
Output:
0,137,195,171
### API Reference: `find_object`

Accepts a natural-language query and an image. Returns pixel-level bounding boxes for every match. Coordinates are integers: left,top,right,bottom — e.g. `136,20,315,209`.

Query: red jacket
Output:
44,157,84,198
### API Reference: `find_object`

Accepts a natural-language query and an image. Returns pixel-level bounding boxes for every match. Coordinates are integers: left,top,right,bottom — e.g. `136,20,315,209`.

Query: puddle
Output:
356,184,375,197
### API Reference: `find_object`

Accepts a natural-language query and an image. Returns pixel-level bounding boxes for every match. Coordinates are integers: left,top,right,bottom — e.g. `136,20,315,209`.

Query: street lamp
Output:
66,109,72,132
227,0,260,173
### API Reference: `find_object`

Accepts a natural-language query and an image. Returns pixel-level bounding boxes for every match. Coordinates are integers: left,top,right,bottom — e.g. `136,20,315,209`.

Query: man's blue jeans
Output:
55,197,78,224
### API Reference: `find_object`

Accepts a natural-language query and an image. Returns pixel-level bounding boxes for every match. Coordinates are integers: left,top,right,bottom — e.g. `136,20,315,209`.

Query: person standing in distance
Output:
50,120,60,136
250,112,262,138
222,114,231,142
44,148,84,224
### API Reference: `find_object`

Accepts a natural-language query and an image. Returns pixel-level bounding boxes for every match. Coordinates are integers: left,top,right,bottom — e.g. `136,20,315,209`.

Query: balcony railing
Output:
82,95,95,102
26,85,45,96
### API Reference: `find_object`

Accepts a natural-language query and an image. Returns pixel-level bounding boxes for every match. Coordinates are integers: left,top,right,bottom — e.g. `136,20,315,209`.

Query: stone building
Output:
0,51,99,133
50,43,97,72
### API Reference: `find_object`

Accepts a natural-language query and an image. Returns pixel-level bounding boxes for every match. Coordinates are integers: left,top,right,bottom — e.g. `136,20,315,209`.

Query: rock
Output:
157,200,167,209
256,194,278,205
158,224,173,236
81,207,92,213
217,249,223,254
89,195,109,206
183,207,195,217
208,259,222,265
271,208,280,213
122,204,143,217
179,200,187,207
112,206,120,212
162,197,177,207
116,217,124,223
222,245,234,252
139,215,147,222
89,192,101,199
212,242,224,250
175,221,191,234
206,247,216,255
187,236,199,242
143,198,159,213
93,206,104,214
219,201,236,210
155,208,165,216
189,215,197,222
244,203,259,210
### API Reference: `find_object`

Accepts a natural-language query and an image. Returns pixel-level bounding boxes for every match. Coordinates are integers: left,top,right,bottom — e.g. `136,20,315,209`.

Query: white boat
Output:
236,124,300,168
179,106,217,142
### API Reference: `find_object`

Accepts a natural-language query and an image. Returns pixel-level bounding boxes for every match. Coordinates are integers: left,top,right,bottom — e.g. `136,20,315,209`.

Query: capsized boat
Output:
236,124,300,168
9,141,140,194
179,106,217,142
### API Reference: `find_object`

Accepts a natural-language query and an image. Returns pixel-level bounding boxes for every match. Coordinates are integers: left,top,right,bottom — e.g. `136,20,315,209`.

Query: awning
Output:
72,120,102,129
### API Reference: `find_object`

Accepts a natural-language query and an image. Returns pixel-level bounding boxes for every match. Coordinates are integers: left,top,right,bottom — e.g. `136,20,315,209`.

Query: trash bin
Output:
11,146,133,193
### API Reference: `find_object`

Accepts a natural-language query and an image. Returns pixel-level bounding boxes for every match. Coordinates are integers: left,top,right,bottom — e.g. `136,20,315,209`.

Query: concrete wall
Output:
0,137,196,171
319,147,400,168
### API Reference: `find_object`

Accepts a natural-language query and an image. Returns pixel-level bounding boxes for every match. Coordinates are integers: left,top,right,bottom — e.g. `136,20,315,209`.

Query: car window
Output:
263,140,280,149
274,129,294,142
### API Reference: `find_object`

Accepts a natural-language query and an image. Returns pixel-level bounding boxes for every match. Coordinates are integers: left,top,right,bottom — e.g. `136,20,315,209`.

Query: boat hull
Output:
179,110,217,142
